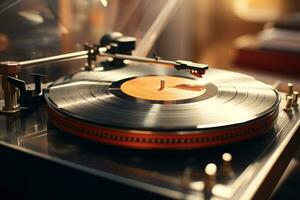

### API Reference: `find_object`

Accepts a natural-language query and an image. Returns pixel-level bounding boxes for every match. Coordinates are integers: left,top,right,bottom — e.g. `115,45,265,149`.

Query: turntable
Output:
0,1,299,200
43,48,279,150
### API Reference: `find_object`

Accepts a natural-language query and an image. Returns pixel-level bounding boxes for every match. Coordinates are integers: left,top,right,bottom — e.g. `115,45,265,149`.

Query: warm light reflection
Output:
233,0,282,22
99,0,108,7
50,81,105,90
212,184,233,199
18,10,44,24
143,104,162,127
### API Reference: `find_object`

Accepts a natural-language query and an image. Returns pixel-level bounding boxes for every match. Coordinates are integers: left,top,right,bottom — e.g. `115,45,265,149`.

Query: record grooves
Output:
45,65,280,150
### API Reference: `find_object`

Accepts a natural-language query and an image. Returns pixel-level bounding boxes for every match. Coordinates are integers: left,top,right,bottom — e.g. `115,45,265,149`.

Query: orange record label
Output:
120,76,206,101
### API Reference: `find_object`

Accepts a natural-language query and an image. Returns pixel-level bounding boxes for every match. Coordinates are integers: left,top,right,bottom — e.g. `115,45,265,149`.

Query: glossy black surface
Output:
0,1,299,198
45,65,279,131
0,94,299,199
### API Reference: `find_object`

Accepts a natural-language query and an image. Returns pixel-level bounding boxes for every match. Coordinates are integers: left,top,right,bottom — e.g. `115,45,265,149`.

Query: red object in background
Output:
232,35,300,75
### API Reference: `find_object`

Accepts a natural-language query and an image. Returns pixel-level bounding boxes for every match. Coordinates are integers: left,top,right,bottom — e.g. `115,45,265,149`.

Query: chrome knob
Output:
293,91,299,107
220,153,235,180
287,83,293,99
204,163,217,194
284,96,293,112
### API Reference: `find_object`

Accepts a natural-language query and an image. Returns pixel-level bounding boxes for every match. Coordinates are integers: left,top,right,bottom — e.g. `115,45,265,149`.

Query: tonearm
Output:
0,32,208,113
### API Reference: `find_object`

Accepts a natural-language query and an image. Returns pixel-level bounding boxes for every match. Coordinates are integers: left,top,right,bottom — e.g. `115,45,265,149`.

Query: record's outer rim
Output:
44,65,280,149
47,104,278,149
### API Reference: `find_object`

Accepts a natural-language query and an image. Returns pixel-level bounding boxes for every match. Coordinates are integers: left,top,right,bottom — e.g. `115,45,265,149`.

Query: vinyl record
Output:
45,63,280,149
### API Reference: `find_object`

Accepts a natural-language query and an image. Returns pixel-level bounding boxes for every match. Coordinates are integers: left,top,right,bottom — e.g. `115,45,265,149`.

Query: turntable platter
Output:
44,63,280,149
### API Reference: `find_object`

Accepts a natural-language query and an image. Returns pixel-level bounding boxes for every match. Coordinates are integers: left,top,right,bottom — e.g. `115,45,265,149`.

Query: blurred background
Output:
0,0,300,199
156,0,300,92
157,0,300,64
1,0,299,89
